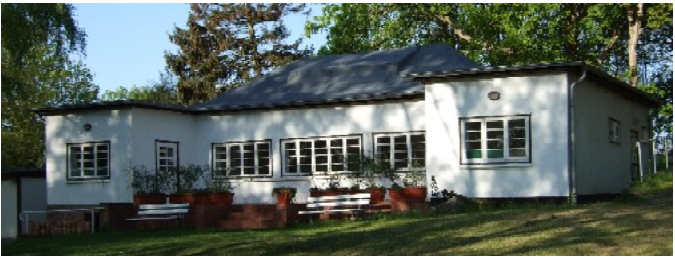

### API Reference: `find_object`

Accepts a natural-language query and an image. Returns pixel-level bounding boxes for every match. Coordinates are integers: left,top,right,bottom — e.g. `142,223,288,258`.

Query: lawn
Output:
3,172,672,256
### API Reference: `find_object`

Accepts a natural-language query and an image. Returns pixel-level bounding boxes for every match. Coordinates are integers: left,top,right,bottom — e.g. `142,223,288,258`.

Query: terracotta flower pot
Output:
402,187,427,201
169,193,195,204
276,193,293,205
133,194,165,205
368,188,386,204
388,189,405,201
210,192,234,206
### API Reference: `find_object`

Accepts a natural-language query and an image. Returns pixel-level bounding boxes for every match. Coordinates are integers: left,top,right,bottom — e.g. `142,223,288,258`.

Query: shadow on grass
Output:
3,176,671,256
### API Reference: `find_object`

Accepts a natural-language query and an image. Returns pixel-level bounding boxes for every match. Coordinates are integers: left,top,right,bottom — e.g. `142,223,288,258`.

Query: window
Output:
460,116,530,164
156,141,178,174
281,136,361,175
67,142,110,180
212,140,271,177
374,132,425,170
609,118,621,144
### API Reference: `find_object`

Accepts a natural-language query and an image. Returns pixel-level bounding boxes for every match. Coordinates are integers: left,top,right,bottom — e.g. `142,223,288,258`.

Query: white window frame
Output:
460,115,531,165
67,141,110,181
212,140,271,178
373,132,426,171
156,141,178,174
281,135,362,176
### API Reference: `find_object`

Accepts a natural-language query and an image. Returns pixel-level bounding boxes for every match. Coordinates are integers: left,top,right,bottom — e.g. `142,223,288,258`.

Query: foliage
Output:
126,165,167,195
171,164,209,194
1,3,85,66
99,68,179,104
1,3,97,168
308,3,673,134
166,3,313,105
272,187,297,198
346,153,396,189
199,167,234,193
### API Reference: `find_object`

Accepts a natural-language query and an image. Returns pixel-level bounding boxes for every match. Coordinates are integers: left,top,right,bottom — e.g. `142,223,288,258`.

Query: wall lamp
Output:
487,91,500,100
83,123,92,132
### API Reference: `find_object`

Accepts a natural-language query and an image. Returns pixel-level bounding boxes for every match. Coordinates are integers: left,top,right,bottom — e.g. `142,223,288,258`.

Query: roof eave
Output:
405,62,660,109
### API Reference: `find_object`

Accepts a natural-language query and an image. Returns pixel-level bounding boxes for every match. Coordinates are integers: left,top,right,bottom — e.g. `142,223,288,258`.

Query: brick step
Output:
217,219,282,230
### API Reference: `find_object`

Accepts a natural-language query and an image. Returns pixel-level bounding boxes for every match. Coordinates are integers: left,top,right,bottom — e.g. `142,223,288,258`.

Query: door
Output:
156,140,179,191
630,131,639,181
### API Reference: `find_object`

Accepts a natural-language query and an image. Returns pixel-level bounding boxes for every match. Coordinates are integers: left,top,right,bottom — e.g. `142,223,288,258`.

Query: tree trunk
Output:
627,3,645,87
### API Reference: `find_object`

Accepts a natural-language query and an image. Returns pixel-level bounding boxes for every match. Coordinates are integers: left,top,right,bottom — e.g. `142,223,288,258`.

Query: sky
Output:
71,3,327,93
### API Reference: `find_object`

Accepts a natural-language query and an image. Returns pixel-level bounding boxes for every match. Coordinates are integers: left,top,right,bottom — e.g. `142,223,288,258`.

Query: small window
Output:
67,142,110,180
212,140,271,178
281,136,361,175
373,132,426,170
460,116,531,164
609,118,621,144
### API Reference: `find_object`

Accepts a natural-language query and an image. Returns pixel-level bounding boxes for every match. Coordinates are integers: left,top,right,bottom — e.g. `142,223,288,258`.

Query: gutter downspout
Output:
568,67,588,205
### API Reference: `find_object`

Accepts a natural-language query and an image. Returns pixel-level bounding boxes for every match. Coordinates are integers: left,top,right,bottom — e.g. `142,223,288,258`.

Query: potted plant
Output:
272,187,297,205
348,153,395,204
127,165,165,205
389,170,427,202
168,164,204,204
207,179,235,206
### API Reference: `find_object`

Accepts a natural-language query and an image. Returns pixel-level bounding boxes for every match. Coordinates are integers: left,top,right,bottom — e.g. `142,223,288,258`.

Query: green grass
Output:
3,172,672,255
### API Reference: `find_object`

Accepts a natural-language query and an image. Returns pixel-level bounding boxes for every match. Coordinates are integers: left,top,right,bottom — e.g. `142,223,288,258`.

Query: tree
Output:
166,3,312,105
1,3,98,168
100,68,179,104
307,3,673,134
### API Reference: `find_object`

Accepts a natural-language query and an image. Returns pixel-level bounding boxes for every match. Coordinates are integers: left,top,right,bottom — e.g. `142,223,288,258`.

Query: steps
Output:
216,204,306,230
216,202,410,230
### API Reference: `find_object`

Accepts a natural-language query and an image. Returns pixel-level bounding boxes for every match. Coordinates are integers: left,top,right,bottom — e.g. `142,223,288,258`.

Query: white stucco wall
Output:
2,180,18,238
573,78,651,195
45,110,134,205
130,109,196,170
45,102,424,204
194,101,425,203
425,73,571,198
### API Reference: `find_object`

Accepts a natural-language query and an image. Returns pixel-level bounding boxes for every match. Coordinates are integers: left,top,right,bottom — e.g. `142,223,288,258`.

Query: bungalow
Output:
35,43,658,210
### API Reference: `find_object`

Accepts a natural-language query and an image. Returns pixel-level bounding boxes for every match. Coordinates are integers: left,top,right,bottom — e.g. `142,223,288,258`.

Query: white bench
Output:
298,193,370,219
127,203,190,222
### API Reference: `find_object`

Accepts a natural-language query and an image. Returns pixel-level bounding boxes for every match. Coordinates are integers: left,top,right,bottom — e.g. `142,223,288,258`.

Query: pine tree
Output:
166,3,311,105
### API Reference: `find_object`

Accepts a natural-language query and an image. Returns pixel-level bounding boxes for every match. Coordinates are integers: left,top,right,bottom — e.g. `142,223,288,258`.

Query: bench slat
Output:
127,216,179,221
139,204,189,210
298,209,364,215
307,193,370,202
138,209,189,215
306,200,369,208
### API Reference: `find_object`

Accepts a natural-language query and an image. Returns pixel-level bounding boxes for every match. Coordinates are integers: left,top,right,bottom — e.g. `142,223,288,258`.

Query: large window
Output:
67,142,110,180
281,136,361,175
460,116,530,164
374,132,425,170
212,140,271,177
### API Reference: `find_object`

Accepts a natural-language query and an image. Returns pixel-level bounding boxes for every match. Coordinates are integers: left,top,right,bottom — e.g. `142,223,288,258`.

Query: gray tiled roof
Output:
192,43,479,110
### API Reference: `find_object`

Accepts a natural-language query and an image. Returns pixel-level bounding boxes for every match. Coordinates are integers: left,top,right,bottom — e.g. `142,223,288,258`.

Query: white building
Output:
36,44,658,208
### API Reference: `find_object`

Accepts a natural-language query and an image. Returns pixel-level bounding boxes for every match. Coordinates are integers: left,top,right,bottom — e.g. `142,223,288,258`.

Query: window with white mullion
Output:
374,132,426,171
282,136,361,175
460,116,530,164
67,142,110,180
212,141,271,178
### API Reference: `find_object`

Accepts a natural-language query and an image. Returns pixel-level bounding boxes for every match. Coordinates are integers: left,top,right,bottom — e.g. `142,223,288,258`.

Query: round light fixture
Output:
83,123,92,131
487,91,500,100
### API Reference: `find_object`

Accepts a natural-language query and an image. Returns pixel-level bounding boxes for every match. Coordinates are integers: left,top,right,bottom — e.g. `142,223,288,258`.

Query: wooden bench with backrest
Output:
298,193,370,219
127,203,190,229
